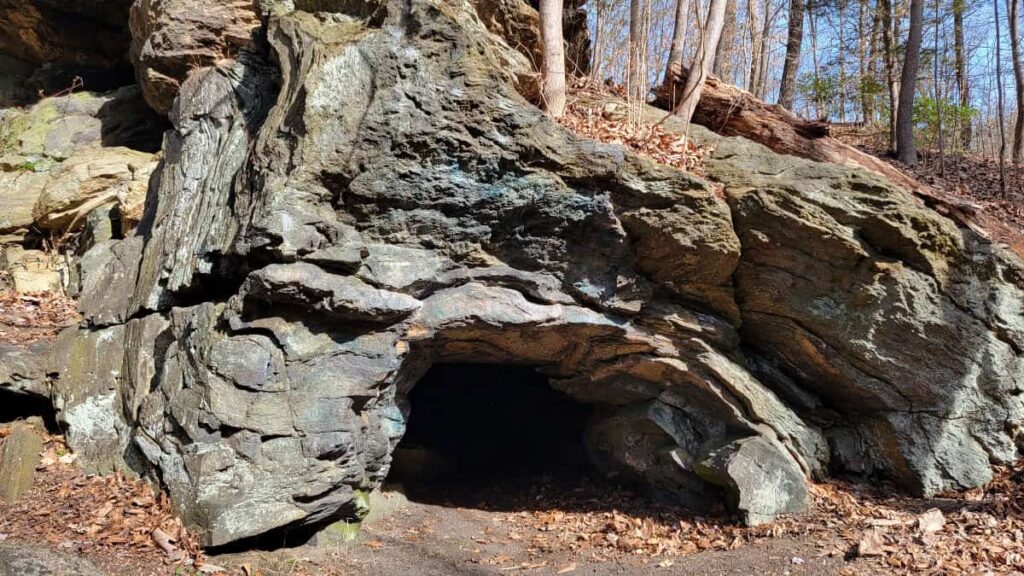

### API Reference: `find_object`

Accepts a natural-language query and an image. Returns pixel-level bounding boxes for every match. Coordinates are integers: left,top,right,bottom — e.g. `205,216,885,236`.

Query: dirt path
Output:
212,479,883,576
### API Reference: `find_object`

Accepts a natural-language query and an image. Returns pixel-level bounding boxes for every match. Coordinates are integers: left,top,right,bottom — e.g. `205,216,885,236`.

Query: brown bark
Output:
673,0,730,124
953,0,970,147
1009,0,1024,163
664,0,693,85
896,0,924,166
540,0,567,118
713,0,738,81
778,0,805,110
880,0,898,151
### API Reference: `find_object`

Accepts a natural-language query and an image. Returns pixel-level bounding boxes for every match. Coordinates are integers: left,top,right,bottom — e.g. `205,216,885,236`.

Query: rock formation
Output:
0,0,1021,550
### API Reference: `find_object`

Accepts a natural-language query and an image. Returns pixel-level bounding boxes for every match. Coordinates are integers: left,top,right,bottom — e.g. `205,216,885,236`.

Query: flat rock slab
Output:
0,542,107,576
0,422,44,502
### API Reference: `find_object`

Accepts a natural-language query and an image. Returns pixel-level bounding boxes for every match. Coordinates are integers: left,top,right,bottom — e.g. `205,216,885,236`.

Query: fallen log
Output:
654,63,990,237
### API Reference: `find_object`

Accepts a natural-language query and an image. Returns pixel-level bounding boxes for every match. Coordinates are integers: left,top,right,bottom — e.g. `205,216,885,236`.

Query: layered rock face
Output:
17,0,1022,548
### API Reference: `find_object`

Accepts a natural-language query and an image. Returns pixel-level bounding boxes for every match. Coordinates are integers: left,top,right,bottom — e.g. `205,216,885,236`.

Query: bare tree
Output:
540,0,567,118
778,0,806,110
996,0,1009,194
895,0,924,165
628,0,651,121
880,0,898,151
933,0,945,176
713,0,738,81
952,0,970,147
664,0,693,84
674,0,730,124
1009,0,1024,163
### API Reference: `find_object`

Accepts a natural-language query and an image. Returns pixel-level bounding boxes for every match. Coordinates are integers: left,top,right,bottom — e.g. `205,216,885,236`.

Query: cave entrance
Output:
0,389,59,432
389,363,596,507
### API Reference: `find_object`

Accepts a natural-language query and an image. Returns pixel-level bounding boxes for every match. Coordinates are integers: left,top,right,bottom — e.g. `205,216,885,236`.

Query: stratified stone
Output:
129,0,261,115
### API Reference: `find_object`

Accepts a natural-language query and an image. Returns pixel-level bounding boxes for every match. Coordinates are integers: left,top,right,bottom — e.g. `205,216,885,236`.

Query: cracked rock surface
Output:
28,0,1024,546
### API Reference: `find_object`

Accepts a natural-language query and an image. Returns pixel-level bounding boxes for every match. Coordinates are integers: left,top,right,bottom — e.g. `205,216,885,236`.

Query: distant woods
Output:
537,0,1024,179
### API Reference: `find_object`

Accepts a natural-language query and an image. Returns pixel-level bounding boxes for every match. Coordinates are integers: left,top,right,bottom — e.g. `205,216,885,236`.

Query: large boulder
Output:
45,0,1024,549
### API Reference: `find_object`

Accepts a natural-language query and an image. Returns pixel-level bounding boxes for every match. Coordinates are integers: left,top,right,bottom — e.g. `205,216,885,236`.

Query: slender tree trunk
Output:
592,1,605,81
755,0,774,98
747,0,764,92
896,0,924,165
837,3,848,122
865,3,881,123
808,8,823,118
674,0,730,124
628,0,650,127
934,0,945,176
713,0,738,81
778,0,805,110
859,0,870,122
952,0,970,148
996,0,1009,194
1009,0,1024,163
540,0,567,118
880,0,898,151
664,0,693,85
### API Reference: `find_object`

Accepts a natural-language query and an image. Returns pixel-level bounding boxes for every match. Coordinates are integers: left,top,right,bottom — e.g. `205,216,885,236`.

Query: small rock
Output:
917,508,945,535
0,422,45,502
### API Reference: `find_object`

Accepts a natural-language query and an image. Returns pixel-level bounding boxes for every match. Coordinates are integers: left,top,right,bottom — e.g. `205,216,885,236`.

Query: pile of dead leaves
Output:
814,464,1024,574
0,289,79,345
0,434,211,575
474,467,1024,573
557,89,713,177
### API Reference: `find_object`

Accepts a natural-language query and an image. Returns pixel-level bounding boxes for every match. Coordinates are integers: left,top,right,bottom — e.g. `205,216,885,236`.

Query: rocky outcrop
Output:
0,87,162,243
31,0,1024,550
129,0,262,115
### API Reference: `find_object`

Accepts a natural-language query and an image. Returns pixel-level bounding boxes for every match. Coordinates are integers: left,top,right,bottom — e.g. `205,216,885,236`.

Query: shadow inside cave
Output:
387,363,711,519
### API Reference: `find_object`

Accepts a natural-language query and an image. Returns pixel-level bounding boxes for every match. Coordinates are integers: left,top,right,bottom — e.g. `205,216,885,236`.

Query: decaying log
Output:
654,63,990,237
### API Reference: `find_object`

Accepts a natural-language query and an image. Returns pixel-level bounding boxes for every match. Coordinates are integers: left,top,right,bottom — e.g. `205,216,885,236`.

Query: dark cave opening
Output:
389,363,597,506
0,389,59,432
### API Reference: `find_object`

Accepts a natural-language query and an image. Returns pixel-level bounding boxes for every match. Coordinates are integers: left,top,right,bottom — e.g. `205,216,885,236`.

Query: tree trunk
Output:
713,0,738,82
953,0,970,148
880,0,898,151
664,0,693,85
808,8,823,118
996,0,1009,194
778,0,805,110
628,0,649,109
934,0,945,176
1009,0,1024,163
755,0,774,99
747,0,763,92
673,0,730,124
895,0,924,166
858,0,869,122
540,0,567,118
592,1,604,81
